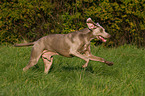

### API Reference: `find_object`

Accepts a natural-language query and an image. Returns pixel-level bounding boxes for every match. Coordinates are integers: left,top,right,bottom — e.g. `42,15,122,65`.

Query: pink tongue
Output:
99,36,107,42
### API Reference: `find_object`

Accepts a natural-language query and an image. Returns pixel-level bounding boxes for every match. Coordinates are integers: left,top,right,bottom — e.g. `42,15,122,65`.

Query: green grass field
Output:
0,45,145,96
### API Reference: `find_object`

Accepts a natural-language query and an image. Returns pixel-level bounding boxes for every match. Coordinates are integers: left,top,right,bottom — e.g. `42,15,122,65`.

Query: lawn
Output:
0,45,145,96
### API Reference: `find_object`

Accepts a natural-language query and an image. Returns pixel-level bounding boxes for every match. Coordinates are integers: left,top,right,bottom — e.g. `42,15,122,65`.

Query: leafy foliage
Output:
0,0,145,46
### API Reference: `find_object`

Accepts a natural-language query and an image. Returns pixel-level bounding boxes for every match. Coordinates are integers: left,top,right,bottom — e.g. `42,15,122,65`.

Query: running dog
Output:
15,18,113,74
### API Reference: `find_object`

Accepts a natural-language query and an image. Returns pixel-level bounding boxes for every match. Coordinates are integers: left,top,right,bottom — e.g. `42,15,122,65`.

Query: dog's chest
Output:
78,42,90,54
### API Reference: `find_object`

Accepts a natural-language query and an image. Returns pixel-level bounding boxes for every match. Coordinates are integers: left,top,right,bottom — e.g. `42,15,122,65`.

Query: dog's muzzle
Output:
97,34,111,42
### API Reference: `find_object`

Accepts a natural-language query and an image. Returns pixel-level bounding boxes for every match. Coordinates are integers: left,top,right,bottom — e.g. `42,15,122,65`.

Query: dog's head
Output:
86,18,111,42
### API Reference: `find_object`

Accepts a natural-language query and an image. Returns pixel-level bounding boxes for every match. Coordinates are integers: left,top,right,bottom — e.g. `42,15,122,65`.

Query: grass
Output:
0,45,145,96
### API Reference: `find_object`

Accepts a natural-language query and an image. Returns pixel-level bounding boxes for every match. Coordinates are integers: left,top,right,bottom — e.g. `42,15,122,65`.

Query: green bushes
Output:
0,0,145,46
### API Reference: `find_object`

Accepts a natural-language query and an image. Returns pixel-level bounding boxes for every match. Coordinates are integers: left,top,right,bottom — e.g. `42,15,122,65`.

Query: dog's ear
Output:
86,18,96,29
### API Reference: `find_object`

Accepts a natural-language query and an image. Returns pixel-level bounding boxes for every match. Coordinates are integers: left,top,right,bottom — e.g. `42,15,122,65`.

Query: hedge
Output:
0,0,145,47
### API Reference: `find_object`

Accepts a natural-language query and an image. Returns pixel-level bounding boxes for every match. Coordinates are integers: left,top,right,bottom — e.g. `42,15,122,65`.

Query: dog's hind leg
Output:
23,46,43,72
42,51,58,74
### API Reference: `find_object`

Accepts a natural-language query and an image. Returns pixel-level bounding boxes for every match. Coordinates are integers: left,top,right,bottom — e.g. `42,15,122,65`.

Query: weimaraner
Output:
15,18,113,74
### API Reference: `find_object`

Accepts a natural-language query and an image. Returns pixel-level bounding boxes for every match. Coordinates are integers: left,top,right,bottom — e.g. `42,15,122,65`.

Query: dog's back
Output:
41,30,89,57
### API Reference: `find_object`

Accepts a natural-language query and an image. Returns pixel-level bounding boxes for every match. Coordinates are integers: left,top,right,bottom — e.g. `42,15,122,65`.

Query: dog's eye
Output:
100,29,103,33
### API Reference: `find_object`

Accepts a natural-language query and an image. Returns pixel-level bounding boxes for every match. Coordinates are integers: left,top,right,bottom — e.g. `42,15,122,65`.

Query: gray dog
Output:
15,18,113,74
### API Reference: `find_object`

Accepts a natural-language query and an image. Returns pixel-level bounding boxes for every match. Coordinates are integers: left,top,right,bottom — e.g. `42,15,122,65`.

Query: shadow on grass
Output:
61,65,119,77
30,62,119,78
62,66,82,71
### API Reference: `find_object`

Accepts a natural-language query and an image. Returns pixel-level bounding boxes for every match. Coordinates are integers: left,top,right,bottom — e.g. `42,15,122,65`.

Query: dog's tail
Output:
14,42,34,47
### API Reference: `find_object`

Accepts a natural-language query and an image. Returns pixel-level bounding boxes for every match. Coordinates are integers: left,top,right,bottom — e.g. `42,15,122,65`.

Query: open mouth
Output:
98,36,107,42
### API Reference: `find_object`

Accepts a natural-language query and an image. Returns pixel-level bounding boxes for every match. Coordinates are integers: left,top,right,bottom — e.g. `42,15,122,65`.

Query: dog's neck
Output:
85,29,96,41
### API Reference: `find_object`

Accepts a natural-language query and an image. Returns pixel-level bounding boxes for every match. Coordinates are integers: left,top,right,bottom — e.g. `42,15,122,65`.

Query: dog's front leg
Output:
89,55,114,66
70,51,89,68
84,51,113,66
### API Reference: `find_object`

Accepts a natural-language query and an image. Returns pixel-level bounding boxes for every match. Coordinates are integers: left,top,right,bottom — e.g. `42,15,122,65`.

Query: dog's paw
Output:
82,64,87,68
105,61,114,66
